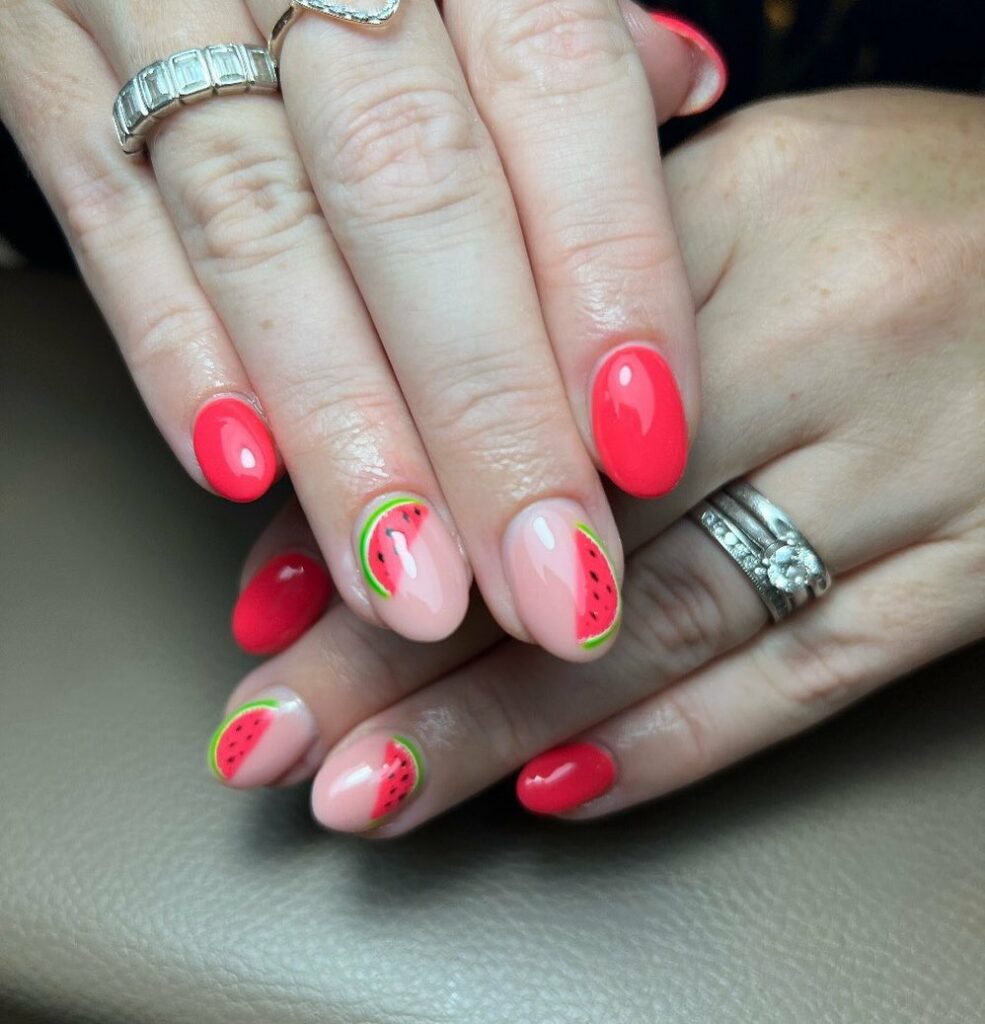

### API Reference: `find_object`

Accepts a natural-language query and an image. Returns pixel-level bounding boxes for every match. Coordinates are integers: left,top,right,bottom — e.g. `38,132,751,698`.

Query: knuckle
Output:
177,134,320,271
458,677,536,770
128,300,226,380
655,692,715,779
55,160,139,264
481,0,634,94
315,615,405,710
318,71,487,226
621,541,736,677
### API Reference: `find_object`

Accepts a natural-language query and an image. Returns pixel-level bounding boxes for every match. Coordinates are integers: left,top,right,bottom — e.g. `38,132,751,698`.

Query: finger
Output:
83,1,472,641
526,535,985,818
247,0,623,661
442,0,722,499
0,3,276,501
210,587,501,789
232,500,334,657
306,512,766,833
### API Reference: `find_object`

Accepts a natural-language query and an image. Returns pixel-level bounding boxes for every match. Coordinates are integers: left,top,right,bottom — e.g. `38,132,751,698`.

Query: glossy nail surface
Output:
208,687,318,789
650,13,728,115
193,396,276,503
357,495,470,642
503,499,621,660
232,552,333,656
517,742,616,815
311,732,424,832
591,345,688,498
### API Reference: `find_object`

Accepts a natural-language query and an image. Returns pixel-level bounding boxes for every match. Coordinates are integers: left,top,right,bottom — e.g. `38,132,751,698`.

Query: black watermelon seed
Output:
590,611,597,620
590,571,599,581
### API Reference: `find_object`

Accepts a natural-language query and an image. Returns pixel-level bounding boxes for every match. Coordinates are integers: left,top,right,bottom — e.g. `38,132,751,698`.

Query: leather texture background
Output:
1,271,983,1024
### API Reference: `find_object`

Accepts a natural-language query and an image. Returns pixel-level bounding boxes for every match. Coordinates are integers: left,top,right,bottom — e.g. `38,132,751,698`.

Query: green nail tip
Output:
207,699,279,779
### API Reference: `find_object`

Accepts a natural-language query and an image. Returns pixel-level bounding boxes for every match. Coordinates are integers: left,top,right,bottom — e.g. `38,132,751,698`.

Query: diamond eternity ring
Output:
690,482,831,623
113,44,279,156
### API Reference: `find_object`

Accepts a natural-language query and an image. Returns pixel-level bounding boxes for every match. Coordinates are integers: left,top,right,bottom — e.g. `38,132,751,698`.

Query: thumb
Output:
618,2,728,122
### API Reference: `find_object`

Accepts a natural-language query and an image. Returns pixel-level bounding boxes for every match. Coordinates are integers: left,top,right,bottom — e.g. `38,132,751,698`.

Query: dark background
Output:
2,0,984,270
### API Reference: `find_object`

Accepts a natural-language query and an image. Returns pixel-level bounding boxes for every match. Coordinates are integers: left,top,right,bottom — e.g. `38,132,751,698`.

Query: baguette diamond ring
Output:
113,44,279,156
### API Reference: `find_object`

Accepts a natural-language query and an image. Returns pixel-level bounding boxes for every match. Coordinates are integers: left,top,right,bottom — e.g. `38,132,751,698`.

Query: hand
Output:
0,1,725,660
206,87,985,830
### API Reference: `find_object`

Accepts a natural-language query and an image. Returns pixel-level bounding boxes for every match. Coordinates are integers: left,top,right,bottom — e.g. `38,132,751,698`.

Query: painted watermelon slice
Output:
209,699,278,780
370,735,423,821
360,497,429,599
574,524,620,649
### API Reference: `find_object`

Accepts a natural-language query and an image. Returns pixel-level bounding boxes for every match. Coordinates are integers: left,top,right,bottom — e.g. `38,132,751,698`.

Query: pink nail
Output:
356,494,470,642
208,687,318,789
503,499,621,661
650,13,728,115
311,732,424,833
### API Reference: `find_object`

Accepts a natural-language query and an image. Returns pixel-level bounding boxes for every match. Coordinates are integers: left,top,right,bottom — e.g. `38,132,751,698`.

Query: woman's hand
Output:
208,87,985,829
0,1,725,660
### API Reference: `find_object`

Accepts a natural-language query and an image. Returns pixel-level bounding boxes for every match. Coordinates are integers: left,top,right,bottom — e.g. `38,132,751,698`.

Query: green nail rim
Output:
208,699,279,779
358,496,424,599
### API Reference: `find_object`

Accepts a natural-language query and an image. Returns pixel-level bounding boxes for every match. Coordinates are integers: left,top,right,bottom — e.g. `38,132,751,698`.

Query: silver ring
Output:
113,45,279,156
690,481,831,623
269,1,402,66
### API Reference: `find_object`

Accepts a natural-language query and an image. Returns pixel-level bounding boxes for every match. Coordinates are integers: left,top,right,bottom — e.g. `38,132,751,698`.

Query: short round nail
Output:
517,742,616,815
208,688,318,789
591,344,688,498
311,732,424,833
232,552,333,656
193,396,276,503
356,495,470,642
503,499,621,661
650,13,728,115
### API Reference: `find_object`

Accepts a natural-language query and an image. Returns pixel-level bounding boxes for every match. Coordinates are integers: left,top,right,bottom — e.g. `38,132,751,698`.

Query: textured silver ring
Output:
113,45,279,156
269,1,402,66
690,482,831,623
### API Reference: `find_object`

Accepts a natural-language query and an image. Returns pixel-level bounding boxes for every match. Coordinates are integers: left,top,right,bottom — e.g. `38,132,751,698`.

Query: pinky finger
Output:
518,536,985,819
0,8,276,501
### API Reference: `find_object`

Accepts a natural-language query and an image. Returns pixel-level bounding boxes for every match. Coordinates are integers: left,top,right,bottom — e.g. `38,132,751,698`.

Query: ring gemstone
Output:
763,537,823,594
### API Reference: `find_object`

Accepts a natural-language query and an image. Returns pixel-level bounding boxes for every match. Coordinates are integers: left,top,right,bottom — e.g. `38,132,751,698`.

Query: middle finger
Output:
248,0,623,661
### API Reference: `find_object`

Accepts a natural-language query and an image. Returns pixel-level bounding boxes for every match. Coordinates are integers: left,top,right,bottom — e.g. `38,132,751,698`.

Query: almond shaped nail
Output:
517,742,616,815
193,395,276,503
504,499,621,661
311,732,424,833
357,495,470,642
208,688,318,789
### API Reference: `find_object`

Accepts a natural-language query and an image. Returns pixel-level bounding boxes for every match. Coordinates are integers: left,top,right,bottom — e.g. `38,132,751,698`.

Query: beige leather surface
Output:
1,269,983,1024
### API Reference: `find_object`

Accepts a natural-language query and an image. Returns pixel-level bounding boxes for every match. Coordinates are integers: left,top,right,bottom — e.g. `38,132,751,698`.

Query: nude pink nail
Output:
208,686,318,789
503,499,622,661
356,494,470,642
311,732,424,833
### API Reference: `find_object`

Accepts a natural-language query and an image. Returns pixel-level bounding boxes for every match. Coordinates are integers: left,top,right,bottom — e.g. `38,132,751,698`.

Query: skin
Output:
225,89,985,831
0,0,723,657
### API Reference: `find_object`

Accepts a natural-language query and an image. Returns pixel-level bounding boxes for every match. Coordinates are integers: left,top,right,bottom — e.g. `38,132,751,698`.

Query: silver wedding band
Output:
691,482,831,622
113,44,279,156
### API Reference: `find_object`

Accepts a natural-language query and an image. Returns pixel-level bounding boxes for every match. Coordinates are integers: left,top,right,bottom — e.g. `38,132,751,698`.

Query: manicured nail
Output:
356,494,470,642
650,13,728,115
232,552,333,656
193,395,276,503
517,742,616,815
311,732,424,832
503,499,621,660
208,687,318,789
591,344,688,498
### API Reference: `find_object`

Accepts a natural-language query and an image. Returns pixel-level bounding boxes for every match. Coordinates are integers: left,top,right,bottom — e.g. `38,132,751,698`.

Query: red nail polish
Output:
650,12,728,115
591,344,688,498
232,553,332,655
193,396,276,503
517,742,615,815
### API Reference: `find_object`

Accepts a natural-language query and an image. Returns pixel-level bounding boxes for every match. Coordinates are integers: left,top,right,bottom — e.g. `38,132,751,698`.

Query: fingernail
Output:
650,13,728,115
591,344,688,498
208,687,318,789
311,732,424,832
503,499,621,660
517,742,616,815
356,494,470,642
232,552,333,656
193,395,276,503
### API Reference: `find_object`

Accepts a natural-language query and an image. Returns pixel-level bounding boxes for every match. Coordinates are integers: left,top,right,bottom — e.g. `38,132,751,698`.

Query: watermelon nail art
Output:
356,494,470,642
311,732,425,833
504,499,622,661
208,688,318,789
